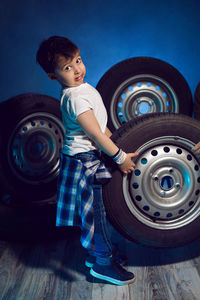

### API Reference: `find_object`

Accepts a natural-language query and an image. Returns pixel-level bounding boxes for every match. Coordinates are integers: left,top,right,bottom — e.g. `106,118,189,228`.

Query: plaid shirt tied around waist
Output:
56,150,112,249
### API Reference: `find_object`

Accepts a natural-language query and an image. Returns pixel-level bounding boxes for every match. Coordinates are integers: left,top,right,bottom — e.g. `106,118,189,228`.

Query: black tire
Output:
194,82,200,120
96,57,193,131
0,93,64,205
103,113,200,248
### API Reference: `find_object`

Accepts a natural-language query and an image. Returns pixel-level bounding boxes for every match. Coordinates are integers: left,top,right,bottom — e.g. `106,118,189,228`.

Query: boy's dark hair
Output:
36,36,79,73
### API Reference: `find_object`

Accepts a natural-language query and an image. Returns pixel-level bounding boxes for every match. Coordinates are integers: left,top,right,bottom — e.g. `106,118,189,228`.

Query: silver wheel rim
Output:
123,136,200,230
8,112,65,184
110,74,179,129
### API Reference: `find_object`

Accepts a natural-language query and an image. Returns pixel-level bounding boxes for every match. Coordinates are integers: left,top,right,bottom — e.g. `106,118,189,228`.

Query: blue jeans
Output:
74,150,113,259
92,183,113,258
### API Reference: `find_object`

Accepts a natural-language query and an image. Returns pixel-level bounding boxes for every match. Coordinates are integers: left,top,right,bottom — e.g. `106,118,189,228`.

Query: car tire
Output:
103,113,200,248
0,93,65,205
194,82,200,120
0,93,77,240
96,57,193,131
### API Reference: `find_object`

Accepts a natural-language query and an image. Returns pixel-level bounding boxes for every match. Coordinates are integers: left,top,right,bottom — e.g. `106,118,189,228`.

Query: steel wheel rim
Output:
110,75,179,129
123,136,200,230
8,112,65,184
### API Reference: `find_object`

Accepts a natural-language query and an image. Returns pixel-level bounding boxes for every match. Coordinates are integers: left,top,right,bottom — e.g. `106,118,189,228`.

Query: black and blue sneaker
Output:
90,259,135,285
85,254,96,268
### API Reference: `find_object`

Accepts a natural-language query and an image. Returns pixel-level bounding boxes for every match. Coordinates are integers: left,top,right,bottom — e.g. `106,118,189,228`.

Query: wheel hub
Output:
8,112,65,184
137,100,152,114
111,74,178,128
123,136,200,229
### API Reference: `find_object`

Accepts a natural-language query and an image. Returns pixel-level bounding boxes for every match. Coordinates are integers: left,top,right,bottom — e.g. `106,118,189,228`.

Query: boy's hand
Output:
192,142,200,152
119,152,139,174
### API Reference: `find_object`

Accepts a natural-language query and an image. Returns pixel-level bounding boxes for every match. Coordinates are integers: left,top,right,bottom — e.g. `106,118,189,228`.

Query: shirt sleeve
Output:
70,96,93,119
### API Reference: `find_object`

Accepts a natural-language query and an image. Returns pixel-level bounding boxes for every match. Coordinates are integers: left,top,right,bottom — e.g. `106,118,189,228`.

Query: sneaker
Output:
85,255,96,268
90,259,135,285
112,244,128,266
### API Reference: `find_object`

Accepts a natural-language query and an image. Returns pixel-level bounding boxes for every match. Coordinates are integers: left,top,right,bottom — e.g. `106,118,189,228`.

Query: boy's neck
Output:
63,82,86,89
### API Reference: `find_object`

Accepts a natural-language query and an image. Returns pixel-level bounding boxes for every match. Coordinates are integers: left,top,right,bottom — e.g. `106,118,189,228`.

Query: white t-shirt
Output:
60,83,108,156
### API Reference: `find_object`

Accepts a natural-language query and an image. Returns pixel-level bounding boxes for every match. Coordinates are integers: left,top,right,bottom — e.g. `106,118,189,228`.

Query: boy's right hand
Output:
119,152,139,174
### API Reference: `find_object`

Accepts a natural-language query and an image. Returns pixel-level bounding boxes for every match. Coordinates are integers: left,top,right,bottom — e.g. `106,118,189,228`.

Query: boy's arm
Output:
77,110,138,174
105,127,112,138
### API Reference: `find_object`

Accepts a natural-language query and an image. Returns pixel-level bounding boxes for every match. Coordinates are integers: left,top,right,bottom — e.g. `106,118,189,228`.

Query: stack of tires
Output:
97,57,200,248
1,57,200,247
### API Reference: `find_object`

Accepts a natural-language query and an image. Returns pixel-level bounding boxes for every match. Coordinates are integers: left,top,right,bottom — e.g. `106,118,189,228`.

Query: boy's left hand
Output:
192,142,200,152
119,152,139,174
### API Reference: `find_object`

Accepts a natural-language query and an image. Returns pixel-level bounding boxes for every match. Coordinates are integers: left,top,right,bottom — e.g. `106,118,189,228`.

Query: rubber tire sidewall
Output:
103,113,200,248
0,93,63,204
194,82,200,120
96,57,193,131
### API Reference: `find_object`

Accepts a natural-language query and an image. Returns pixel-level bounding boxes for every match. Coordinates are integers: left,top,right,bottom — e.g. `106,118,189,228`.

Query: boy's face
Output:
48,52,86,88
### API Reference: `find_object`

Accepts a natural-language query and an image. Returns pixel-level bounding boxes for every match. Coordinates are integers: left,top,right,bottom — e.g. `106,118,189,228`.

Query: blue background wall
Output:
1,0,200,102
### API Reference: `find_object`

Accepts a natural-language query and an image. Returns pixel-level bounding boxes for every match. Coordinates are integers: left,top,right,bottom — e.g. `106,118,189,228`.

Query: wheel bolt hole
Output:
154,212,160,217
166,213,173,218
135,195,142,201
121,93,126,99
195,189,200,196
163,146,170,153
143,206,150,211
141,158,147,165
187,154,192,161
151,150,158,156
132,182,139,189
134,169,141,176
23,126,28,132
194,165,199,171
178,209,184,214
176,148,182,155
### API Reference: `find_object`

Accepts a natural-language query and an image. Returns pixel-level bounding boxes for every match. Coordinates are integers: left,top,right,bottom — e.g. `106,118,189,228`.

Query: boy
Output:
36,36,138,285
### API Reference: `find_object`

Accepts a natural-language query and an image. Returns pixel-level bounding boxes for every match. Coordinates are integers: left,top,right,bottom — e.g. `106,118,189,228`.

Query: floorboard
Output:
0,230,200,300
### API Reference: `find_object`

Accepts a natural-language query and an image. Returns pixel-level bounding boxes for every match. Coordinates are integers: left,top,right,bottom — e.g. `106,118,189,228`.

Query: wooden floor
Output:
1,227,200,300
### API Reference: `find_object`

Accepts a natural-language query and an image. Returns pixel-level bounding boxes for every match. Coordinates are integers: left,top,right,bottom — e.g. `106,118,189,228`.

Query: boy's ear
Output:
47,73,57,80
